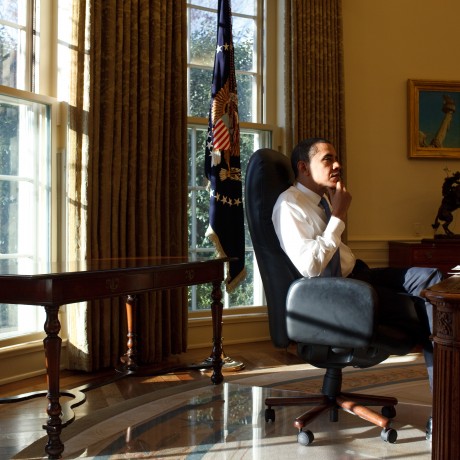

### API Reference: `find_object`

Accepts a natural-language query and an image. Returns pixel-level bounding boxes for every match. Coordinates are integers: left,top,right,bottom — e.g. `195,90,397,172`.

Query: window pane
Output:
0,0,27,24
233,16,255,72
231,0,256,15
0,25,26,88
187,0,256,16
227,251,254,306
0,305,17,332
57,0,73,100
187,0,216,9
0,0,31,91
189,8,215,67
236,73,254,122
188,282,213,310
195,128,208,186
1,182,35,255
189,67,212,117
187,189,213,250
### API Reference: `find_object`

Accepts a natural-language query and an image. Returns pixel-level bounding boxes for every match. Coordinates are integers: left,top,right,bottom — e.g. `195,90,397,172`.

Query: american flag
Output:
204,0,246,292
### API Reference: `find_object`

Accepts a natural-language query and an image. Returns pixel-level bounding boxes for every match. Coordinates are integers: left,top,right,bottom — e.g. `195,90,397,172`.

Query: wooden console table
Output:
0,257,227,459
388,239,460,277
422,276,460,460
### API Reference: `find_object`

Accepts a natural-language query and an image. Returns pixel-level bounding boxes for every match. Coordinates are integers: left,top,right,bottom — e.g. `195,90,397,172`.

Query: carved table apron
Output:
0,257,227,459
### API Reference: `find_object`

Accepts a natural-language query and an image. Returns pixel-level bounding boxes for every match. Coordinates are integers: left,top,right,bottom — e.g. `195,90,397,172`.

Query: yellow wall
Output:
343,0,460,241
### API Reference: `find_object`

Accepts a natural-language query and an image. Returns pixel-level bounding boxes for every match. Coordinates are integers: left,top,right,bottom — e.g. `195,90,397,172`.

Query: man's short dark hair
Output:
291,137,331,177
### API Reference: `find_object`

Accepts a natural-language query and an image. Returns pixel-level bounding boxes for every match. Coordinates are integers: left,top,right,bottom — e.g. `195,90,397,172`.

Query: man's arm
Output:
272,192,349,277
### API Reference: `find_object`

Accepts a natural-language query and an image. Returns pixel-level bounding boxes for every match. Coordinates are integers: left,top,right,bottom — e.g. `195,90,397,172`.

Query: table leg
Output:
119,294,138,373
43,304,64,459
119,282,225,385
210,280,224,384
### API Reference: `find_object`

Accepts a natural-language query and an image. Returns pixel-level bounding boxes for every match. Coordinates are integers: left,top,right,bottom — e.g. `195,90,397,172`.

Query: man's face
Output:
307,142,341,190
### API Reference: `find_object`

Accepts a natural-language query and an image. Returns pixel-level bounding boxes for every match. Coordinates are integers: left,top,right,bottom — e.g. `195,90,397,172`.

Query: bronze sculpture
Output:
432,171,460,237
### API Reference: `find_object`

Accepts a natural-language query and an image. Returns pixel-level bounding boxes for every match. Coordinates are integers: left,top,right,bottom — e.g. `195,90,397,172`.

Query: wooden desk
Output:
388,239,460,277
0,257,227,459
422,276,460,460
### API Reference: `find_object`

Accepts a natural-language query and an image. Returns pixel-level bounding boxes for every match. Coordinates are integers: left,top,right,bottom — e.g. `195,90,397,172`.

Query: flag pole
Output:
203,0,246,372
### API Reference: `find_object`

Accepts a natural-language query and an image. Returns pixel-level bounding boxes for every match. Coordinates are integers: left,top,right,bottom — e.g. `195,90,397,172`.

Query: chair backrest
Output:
245,148,302,347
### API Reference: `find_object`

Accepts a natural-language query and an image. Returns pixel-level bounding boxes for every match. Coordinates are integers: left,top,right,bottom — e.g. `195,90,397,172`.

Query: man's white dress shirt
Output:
272,182,355,278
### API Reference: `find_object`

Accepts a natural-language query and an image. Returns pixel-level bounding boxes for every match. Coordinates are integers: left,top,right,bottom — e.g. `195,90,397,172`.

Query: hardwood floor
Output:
0,341,303,458
0,342,432,460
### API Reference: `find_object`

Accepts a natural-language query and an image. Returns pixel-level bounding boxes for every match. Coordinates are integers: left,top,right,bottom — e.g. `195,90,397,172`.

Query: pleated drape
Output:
67,0,188,371
284,0,346,167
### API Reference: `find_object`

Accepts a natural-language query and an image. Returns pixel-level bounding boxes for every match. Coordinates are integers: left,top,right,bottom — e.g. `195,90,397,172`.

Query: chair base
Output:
264,369,399,445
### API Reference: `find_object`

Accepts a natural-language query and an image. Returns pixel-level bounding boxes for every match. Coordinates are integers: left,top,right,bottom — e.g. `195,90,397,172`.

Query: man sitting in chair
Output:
272,137,442,441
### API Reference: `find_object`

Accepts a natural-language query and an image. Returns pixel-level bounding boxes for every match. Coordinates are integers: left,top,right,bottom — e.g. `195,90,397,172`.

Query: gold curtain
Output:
67,0,188,371
284,0,346,166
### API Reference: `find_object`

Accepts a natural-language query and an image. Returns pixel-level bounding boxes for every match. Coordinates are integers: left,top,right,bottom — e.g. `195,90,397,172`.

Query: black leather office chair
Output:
245,148,424,445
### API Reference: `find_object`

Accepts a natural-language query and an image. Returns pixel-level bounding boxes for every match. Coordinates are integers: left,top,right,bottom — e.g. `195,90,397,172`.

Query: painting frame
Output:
408,79,460,159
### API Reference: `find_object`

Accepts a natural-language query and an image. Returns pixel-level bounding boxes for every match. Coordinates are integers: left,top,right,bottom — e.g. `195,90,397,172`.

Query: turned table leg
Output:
119,294,139,373
43,304,64,459
210,279,224,384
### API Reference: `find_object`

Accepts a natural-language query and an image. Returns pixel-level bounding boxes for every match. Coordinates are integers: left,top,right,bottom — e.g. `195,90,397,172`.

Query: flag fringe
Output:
206,226,246,292
206,226,227,258
226,266,247,293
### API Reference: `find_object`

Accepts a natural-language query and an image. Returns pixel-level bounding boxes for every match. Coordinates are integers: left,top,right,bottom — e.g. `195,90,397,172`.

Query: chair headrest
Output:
245,149,295,223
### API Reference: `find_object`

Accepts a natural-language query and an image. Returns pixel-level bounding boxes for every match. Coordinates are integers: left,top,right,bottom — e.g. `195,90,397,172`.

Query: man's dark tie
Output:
319,196,342,277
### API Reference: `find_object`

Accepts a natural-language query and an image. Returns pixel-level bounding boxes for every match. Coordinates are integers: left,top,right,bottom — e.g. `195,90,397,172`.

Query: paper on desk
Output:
448,264,460,274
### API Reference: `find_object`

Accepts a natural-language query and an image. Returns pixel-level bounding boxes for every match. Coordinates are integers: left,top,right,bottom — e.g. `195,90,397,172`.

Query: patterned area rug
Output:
14,354,432,459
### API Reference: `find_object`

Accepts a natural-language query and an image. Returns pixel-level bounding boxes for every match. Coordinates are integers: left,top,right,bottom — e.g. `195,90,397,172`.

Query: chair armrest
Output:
286,277,378,348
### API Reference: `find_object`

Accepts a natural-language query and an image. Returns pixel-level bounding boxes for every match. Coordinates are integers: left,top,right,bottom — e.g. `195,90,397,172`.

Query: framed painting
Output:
408,79,460,159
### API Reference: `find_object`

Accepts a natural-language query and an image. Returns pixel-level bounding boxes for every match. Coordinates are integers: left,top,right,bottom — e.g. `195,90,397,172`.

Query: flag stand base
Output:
200,347,245,372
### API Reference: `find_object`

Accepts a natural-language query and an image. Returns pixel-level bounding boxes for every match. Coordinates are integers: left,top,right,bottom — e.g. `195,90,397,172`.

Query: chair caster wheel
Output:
265,407,275,422
381,405,396,419
381,427,397,443
297,429,314,446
